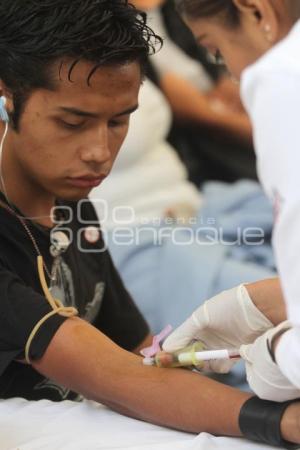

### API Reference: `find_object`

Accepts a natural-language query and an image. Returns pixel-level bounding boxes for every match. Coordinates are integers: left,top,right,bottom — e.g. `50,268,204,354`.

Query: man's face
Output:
9,60,141,200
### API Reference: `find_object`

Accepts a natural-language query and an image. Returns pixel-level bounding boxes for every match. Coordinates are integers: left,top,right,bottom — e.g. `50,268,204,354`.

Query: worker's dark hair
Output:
0,0,161,129
175,0,239,26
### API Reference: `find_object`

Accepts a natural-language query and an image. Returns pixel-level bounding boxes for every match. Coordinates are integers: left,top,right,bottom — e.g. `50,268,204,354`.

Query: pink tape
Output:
140,324,173,358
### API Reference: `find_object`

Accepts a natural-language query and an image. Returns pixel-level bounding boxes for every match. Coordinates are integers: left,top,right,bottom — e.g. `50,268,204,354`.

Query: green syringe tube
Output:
154,342,206,368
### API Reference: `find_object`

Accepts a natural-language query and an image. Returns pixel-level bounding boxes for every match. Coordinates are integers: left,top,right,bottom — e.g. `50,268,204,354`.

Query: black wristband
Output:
239,397,300,449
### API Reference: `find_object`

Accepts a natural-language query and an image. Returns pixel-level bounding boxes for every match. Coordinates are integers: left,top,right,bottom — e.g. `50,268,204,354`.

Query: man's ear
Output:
232,0,279,44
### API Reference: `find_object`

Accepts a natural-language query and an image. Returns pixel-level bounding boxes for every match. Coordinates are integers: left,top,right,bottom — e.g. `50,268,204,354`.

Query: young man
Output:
0,1,299,447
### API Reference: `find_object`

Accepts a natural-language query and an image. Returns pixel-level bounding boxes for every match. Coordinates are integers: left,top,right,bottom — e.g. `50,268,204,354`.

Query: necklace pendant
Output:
50,231,70,257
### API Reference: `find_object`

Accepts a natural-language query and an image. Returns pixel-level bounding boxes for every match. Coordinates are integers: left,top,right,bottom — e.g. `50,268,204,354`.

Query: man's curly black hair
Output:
0,0,161,129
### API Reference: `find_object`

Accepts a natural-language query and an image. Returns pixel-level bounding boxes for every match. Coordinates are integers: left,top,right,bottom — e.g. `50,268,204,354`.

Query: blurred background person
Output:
132,0,257,184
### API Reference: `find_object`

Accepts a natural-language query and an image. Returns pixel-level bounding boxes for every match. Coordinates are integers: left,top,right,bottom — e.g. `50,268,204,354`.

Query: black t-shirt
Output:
0,196,149,401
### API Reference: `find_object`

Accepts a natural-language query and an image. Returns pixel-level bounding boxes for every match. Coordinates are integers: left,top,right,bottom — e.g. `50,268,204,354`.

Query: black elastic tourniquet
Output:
239,397,300,449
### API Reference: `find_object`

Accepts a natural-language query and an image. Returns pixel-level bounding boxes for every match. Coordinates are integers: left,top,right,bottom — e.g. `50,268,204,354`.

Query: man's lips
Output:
67,175,107,188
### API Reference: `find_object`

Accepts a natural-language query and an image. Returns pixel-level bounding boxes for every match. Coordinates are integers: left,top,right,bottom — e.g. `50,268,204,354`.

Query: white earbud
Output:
0,96,9,122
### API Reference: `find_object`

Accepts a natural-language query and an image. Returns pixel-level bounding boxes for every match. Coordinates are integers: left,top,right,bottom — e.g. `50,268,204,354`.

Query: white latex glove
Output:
240,321,300,402
163,285,273,373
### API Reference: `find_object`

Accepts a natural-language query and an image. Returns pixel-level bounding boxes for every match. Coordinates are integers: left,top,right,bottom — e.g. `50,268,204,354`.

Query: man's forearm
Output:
102,356,251,435
33,317,251,436
246,278,287,326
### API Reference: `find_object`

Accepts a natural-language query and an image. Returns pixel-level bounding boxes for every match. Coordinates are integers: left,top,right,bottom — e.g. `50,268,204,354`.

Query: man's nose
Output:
80,126,111,164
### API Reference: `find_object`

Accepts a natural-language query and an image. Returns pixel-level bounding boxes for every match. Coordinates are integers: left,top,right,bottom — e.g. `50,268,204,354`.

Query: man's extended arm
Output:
33,316,250,436
30,312,300,445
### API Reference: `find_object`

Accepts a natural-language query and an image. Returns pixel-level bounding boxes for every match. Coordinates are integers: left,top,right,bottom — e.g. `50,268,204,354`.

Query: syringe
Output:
143,342,240,369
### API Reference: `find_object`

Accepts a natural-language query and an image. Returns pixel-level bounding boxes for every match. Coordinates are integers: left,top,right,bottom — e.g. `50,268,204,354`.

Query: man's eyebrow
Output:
115,104,139,117
58,104,139,118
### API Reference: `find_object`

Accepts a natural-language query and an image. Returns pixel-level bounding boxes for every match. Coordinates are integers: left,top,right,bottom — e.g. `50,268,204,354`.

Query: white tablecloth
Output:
0,398,287,450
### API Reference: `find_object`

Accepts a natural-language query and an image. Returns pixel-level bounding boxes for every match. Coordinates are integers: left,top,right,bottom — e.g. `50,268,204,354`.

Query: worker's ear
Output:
232,0,279,44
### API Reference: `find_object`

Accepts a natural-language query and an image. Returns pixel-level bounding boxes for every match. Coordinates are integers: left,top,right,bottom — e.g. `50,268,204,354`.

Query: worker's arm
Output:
160,72,252,145
162,278,286,374
246,278,287,326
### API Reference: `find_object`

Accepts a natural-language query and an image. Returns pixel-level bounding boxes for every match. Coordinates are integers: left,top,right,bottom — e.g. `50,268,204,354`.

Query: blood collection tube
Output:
143,343,240,369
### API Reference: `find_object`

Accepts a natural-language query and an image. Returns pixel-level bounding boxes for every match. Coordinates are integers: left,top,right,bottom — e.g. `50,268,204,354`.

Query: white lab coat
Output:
241,20,300,387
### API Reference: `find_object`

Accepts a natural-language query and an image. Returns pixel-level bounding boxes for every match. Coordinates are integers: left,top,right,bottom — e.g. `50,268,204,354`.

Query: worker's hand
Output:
163,285,273,373
240,321,300,401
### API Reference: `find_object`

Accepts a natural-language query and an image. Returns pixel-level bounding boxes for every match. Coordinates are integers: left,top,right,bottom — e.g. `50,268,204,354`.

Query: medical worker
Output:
164,0,300,403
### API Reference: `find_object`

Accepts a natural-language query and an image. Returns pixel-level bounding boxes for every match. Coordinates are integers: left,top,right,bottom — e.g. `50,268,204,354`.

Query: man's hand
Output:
163,285,273,373
240,322,300,402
